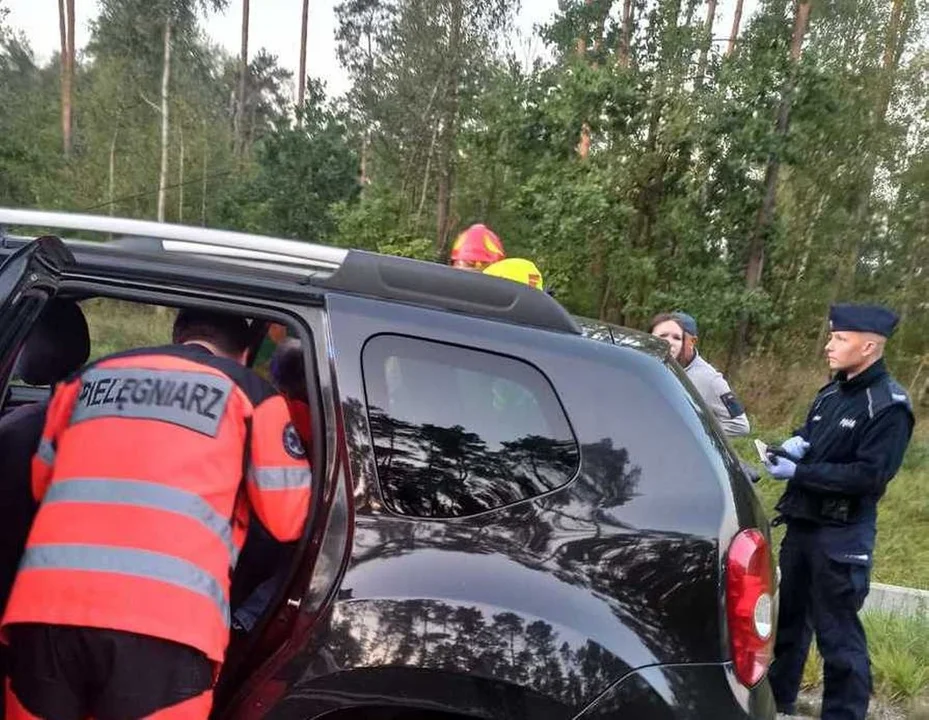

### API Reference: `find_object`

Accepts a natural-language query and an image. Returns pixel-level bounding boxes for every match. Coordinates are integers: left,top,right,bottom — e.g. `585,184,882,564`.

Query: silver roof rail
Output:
0,207,348,271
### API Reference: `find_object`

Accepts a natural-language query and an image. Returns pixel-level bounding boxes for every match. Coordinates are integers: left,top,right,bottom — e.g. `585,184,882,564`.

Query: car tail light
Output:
726,528,775,687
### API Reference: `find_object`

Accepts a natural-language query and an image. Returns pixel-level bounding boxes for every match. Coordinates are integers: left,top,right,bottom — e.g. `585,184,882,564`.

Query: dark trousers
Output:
768,523,872,720
5,624,214,720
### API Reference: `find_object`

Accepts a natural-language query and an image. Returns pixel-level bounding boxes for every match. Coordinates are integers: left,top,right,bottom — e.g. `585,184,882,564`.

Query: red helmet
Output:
450,224,506,267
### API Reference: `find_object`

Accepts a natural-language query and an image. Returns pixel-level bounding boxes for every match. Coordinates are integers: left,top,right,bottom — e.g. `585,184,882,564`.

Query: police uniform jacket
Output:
776,358,914,531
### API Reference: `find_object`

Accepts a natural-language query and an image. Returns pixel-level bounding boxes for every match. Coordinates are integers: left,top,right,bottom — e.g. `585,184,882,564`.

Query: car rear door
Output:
0,236,74,395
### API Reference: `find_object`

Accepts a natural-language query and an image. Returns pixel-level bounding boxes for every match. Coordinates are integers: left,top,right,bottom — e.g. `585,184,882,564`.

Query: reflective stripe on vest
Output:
19,544,230,627
43,479,238,563
70,368,234,437
248,466,311,491
37,439,56,465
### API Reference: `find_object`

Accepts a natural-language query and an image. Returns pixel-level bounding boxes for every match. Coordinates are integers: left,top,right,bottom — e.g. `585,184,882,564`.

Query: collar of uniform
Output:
837,357,887,391
182,342,217,357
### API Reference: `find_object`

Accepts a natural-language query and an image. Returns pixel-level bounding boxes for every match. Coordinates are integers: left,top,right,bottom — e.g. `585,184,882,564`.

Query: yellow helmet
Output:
483,258,544,291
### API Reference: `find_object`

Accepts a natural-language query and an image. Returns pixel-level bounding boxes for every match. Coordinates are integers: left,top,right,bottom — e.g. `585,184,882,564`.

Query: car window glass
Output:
7,298,173,390
81,298,174,362
362,334,579,518
0,252,29,308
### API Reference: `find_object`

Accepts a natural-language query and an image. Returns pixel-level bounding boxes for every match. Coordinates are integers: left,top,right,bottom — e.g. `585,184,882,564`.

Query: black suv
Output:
0,208,776,719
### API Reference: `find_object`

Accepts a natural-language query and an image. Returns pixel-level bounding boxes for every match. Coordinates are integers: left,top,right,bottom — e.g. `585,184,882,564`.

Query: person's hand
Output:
739,459,762,484
765,455,797,480
780,435,811,461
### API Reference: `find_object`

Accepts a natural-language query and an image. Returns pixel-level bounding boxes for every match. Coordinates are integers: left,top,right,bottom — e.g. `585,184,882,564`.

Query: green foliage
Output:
0,29,45,205
217,80,360,242
333,182,417,249
375,235,435,260
2,0,929,408
867,610,929,703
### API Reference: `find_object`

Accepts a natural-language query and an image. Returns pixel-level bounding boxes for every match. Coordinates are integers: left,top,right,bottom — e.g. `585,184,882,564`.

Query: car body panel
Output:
574,663,776,719
230,292,765,717
0,233,775,719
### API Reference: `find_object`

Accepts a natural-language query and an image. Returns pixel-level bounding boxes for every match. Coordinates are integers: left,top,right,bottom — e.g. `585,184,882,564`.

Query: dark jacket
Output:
775,359,914,530
0,403,45,614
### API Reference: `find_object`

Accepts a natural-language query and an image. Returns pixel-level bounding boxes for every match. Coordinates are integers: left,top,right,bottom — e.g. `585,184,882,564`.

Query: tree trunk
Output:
67,0,75,117
726,0,744,55
435,0,463,257
745,0,811,287
784,195,827,316
157,17,172,223
618,0,633,68
417,119,440,224
108,129,119,216
360,129,370,186
436,141,453,256
236,0,250,156
297,0,310,111
592,0,608,55
695,0,718,87
577,0,594,159
58,0,73,157
816,0,907,346
178,126,185,222
835,0,905,294
898,230,923,336
629,0,681,250
202,118,208,226
578,125,592,159
727,0,812,375
360,26,374,185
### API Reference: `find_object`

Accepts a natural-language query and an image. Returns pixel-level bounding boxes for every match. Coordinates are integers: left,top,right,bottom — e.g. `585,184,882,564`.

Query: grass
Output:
867,610,929,703
795,611,929,710
81,298,175,360
731,429,929,591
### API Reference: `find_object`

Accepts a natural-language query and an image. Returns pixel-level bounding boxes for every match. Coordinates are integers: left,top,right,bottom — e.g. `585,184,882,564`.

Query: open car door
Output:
0,236,74,393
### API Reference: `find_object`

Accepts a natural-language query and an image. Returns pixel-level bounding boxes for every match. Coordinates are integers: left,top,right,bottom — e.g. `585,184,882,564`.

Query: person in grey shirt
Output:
650,312,751,437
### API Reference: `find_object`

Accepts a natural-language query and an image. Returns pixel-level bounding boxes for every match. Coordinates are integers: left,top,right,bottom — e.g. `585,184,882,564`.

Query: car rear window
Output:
361,334,579,518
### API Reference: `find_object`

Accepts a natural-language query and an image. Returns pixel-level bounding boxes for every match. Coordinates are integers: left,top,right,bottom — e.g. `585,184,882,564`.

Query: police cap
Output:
829,303,899,338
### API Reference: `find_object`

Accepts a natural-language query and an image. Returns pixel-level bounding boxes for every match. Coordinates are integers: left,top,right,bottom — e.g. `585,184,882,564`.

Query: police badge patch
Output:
721,392,745,418
283,423,307,459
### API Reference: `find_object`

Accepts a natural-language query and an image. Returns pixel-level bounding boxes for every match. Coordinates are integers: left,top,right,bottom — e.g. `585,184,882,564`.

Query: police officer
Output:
765,303,914,720
2,309,311,720
649,312,751,437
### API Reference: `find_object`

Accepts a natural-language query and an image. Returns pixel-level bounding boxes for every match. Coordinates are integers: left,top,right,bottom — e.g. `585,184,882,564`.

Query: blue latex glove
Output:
765,455,797,480
780,435,811,461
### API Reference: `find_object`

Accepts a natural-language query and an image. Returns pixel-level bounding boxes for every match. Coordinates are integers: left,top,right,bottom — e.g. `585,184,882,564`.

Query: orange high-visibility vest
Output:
2,344,311,663
285,398,311,446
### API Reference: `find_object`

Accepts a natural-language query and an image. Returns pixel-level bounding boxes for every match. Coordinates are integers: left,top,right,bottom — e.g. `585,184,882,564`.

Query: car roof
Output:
0,208,610,339
574,315,671,360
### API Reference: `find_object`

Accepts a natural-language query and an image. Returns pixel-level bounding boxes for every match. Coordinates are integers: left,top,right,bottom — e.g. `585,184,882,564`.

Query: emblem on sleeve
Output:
721,392,745,418
283,423,307,459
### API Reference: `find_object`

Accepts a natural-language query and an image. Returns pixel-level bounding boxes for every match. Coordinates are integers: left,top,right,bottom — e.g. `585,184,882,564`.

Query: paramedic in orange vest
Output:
2,309,311,720
448,224,506,271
